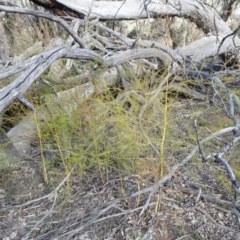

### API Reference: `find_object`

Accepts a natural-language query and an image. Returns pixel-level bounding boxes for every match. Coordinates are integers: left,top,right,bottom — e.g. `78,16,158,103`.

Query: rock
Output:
0,129,22,170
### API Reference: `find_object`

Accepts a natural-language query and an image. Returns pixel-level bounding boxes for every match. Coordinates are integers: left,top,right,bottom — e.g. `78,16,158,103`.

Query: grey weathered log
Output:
0,57,38,80
178,35,240,62
56,0,232,34
1,43,183,154
2,0,238,64
105,48,177,68
0,46,105,113
0,45,184,114
54,0,240,61
0,38,63,80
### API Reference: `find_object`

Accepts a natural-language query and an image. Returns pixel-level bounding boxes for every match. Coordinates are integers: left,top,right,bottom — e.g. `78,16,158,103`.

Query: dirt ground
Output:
1,101,240,240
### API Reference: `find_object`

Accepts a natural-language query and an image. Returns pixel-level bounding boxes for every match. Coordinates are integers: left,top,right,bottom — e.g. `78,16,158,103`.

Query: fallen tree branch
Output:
0,46,104,113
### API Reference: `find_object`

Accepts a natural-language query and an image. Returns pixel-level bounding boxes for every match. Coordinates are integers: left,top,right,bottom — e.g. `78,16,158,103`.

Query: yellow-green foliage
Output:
36,66,227,184
39,89,157,176
37,74,190,183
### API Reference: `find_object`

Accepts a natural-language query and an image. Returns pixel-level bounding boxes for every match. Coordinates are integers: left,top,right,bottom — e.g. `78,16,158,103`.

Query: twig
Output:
92,203,155,224
195,206,237,232
113,0,127,19
138,73,172,156
84,0,95,32
38,127,236,238
116,65,131,90
0,193,50,211
215,155,240,196
0,164,76,212
37,79,58,96
139,123,160,156
205,203,231,214
194,187,202,204
24,190,57,239
97,23,131,46
202,193,239,208
139,126,235,216
174,223,206,240
61,202,156,240
24,164,76,239
0,5,86,48
17,94,35,111
232,207,240,220
194,119,206,162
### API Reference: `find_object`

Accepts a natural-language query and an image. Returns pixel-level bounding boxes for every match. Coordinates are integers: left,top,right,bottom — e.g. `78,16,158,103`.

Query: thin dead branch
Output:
0,4,86,48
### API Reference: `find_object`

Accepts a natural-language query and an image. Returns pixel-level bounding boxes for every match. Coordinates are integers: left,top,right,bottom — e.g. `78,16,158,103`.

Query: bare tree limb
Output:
0,4,86,48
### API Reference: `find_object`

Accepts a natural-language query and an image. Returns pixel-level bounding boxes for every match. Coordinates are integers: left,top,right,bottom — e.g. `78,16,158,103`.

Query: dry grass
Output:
1,10,240,240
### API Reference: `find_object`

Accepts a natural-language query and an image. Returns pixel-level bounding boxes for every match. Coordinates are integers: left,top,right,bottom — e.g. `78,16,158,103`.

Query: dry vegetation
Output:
1,1,240,239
